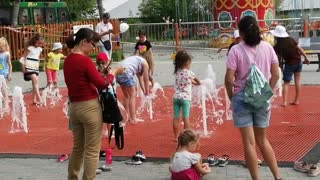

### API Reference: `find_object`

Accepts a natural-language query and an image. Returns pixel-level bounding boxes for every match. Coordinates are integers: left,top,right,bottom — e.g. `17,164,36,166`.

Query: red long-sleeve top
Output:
63,53,114,102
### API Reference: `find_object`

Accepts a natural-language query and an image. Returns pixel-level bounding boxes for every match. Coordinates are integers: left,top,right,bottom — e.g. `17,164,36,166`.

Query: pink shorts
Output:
46,69,57,83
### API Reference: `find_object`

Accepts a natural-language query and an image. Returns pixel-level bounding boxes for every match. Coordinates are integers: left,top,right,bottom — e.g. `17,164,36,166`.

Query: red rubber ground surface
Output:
1,86,320,162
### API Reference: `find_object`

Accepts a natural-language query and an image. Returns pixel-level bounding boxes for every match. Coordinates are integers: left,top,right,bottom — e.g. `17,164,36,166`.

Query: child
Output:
170,129,211,180
133,31,152,55
45,42,65,88
19,33,43,105
116,47,154,124
173,50,200,141
0,37,12,112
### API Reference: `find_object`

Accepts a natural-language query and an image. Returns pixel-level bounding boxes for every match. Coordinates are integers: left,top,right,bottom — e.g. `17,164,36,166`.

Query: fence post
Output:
174,22,180,51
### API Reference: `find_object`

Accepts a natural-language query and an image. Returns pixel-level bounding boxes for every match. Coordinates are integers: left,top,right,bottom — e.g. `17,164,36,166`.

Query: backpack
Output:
240,44,274,109
99,84,124,150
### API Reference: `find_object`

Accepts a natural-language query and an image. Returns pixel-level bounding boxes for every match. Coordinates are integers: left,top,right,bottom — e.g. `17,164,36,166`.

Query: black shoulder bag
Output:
99,83,124,150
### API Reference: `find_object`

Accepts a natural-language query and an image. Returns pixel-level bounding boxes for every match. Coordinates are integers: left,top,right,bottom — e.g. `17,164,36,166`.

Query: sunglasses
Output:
90,41,96,47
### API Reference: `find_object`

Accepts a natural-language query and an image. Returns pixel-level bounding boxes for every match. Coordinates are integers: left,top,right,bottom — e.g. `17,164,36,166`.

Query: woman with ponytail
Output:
64,28,123,180
224,16,282,180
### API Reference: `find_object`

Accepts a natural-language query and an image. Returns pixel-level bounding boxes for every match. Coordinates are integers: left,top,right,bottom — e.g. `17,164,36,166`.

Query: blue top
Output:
0,52,9,75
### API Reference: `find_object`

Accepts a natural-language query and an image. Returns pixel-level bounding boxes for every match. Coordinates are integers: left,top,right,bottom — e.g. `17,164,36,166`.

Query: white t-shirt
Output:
173,69,196,101
27,46,42,59
95,21,113,42
25,46,42,73
171,151,200,172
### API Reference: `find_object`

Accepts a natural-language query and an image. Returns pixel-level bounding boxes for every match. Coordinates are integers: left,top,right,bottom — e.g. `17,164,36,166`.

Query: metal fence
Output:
121,17,312,54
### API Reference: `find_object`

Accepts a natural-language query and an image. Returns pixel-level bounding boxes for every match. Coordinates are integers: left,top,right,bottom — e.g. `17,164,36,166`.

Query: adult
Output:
64,28,122,180
224,16,282,180
95,12,113,59
271,25,310,106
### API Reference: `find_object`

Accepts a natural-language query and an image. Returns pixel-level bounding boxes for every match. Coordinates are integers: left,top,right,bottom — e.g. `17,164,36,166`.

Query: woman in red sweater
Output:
63,28,121,180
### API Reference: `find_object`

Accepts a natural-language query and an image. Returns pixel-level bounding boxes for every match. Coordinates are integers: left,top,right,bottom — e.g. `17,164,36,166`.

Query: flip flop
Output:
218,154,229,167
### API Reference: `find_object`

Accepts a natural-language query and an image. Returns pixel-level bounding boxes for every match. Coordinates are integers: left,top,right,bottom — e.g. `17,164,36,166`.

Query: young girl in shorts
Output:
172,50,200,141
116,49,154,124
19,33,43,105
0,37,12,112
170,129,211,180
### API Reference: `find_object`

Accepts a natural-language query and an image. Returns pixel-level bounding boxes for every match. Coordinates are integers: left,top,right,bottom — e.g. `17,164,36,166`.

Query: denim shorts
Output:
231,91,271,128
283,63,302,82
173,98,191,119
116,71,136,87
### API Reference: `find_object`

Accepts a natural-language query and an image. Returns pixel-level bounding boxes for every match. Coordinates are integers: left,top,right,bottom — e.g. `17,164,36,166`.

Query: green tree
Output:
138,0,212,23
65,0,97,20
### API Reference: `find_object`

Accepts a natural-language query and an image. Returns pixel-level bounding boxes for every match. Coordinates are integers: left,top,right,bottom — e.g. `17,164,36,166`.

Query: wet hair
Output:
65,28,100,49
238,16,261,46
102,12,110,19
0,37,9,52
28,33,43,47
176,129,198,150
274,37,300,62
173,50,191,74
140,50,154,75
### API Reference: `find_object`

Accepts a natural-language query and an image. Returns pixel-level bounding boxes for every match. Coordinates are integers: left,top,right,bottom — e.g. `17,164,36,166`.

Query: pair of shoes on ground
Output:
207,154,229,167
294,160,320,177
57,154,69,163
242,159,263,168
125,150,146,165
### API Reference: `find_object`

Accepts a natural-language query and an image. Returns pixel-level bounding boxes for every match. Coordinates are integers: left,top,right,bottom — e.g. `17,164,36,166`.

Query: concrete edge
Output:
0,153,294,167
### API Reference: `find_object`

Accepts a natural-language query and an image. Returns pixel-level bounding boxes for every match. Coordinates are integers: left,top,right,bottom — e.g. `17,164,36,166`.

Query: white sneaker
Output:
95,168,102,174
125,156,142,165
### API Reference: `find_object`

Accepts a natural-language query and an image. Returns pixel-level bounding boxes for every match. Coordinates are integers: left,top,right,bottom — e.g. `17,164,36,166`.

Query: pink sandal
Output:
57,154,69,162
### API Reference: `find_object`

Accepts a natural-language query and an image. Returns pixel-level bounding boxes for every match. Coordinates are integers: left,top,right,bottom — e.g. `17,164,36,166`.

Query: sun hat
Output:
52,42,63,51
270,25,289,38
96,52,109,64
233,30,240,38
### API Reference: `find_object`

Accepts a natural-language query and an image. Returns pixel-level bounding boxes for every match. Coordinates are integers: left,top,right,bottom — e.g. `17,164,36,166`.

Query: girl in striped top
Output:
19,33,43,106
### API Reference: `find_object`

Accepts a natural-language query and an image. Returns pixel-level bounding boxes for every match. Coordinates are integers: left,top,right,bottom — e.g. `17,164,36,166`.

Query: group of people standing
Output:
0,11,310,180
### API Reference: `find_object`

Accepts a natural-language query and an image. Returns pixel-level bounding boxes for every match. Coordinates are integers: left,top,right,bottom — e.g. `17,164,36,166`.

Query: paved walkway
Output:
0,158,316,180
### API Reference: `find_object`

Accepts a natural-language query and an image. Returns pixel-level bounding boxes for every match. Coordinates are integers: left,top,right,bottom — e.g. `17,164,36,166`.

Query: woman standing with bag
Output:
64,28,123,180
224,16,282,180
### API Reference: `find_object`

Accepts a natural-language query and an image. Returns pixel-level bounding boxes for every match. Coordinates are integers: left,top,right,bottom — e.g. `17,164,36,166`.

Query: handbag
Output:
99,81,124,150
101,40,111,51
239,44,274,109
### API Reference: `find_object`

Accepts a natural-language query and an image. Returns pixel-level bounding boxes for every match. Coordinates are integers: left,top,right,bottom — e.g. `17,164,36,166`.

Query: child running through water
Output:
170,129,211,180
0,37,12,112
173,50,200,141
19,33,43,105
45,42,66,88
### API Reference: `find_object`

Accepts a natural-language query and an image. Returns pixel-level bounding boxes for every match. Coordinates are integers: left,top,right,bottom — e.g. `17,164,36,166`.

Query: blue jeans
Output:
231,91,271,128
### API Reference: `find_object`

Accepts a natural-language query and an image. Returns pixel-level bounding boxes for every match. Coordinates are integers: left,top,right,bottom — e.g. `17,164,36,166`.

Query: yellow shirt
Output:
46,52,64,70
